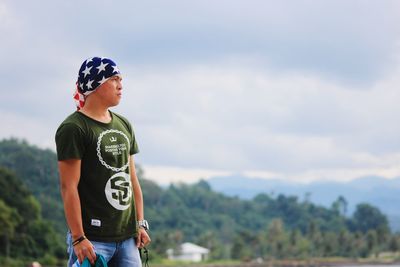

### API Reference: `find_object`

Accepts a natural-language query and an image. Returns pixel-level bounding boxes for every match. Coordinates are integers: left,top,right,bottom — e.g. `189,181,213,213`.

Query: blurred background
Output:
1,0,400,266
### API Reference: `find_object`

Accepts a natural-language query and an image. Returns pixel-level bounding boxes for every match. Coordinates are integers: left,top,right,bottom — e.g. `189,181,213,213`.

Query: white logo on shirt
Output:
105,172,132,210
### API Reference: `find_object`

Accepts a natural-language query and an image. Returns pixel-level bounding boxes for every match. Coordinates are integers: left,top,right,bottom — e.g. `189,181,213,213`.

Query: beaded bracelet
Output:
72,235,87,246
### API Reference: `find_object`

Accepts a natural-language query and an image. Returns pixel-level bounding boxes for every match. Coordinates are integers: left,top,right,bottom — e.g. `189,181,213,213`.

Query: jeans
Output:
67,231,142,267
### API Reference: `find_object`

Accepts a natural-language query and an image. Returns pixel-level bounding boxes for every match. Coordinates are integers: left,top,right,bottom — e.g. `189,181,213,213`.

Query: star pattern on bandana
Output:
82,66,92,78
86,79,94,90
112,65,120,73
96,62,109,74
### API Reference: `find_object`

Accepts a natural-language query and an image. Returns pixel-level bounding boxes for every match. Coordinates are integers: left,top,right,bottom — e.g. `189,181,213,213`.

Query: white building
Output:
166,242,210,262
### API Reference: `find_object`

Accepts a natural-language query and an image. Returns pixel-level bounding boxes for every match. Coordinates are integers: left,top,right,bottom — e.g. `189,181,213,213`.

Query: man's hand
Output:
74,238,97,265
136,228,151,248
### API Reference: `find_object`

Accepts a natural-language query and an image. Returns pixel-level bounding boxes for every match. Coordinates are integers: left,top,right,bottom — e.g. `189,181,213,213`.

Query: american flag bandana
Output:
73,57,121,110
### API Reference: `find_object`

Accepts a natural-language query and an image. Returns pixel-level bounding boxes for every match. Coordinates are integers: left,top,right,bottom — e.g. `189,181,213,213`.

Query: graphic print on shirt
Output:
105,172,132,210
96,129,130,172
97,129,132,210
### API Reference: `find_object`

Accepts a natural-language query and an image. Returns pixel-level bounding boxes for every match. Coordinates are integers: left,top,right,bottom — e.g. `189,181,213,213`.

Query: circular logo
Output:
105,172,132,210
97,129,130,172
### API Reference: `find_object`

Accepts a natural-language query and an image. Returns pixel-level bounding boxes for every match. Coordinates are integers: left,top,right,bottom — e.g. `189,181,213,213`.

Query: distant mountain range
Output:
208,175,400,232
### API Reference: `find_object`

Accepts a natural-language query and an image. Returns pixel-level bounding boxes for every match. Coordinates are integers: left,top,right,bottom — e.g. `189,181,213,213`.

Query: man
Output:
56,57,150,267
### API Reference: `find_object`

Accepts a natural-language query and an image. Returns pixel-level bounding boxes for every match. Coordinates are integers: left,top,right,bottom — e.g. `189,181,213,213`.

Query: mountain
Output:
208,175,400,232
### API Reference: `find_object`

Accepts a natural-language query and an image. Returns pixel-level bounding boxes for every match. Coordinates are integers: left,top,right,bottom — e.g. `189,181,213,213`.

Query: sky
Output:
1,0,400,185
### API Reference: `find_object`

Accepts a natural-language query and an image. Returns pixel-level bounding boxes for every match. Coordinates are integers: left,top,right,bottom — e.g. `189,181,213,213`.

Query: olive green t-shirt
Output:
55,111,139,242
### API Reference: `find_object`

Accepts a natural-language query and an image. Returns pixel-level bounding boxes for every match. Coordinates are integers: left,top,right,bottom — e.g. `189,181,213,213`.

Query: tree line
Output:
142,179,399,261
0,138,399,265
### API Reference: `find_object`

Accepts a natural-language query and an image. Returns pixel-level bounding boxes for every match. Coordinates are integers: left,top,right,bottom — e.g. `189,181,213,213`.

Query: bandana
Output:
73,57,121,110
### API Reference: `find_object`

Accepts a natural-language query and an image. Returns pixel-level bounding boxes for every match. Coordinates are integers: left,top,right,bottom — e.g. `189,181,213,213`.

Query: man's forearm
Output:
130,157,144,221
62,187,84,239
133,185,144,221
58,160,84,239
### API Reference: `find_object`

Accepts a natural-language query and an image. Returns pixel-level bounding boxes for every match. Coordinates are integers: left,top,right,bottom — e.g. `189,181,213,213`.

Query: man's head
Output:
74,57,121,109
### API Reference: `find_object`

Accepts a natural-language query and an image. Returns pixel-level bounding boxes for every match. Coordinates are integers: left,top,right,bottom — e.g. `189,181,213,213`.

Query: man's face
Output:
95,75,123,107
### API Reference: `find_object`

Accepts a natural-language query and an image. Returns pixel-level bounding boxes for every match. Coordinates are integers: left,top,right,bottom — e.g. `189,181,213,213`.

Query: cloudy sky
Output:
1,0,400,184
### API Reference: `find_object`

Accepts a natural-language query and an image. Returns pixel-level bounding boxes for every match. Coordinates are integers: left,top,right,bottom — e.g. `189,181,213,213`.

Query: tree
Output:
306,219,323,257
331,196,348,216
0,139,65,232
351,203,390,234
231,231,254,261
265,219,287,259
388,234,400,253
365,230,378,258
195,230,225,260
321,232,339,256
336,229,356,257
0,200,21,257
0,166,62,260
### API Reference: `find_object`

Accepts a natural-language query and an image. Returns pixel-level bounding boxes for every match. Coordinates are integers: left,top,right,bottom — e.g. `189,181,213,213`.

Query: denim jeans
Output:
67,231,142,267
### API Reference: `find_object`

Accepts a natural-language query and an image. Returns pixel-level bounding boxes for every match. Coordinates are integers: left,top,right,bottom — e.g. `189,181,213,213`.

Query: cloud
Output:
117,60,400,181
1,0,400,183
116,1,400,84
3,1,400,84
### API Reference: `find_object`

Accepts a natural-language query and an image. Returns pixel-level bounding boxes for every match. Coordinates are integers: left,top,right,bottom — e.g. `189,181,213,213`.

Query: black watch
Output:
137,220,149,231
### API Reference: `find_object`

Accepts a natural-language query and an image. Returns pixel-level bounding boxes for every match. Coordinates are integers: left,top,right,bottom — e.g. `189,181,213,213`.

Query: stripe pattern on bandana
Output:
73,57,121,110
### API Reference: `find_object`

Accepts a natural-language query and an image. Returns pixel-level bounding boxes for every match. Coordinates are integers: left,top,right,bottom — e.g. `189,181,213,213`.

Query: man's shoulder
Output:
112,111,133,130
112,111,130,124
57,112,86,132
60,111,81,122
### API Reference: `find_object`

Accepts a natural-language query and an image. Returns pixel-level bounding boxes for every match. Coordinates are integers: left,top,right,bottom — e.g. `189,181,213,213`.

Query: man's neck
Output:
79,103,112,123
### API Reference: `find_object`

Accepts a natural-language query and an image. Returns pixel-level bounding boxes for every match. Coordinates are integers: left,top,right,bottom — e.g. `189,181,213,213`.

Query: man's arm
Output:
58,159,96,264
130,156,151,248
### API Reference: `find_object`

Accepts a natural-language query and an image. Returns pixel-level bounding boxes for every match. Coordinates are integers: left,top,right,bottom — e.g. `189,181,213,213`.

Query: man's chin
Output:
108,102,120,108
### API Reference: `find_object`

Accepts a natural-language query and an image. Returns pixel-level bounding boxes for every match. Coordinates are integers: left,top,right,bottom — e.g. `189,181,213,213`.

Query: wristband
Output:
72,235,87,246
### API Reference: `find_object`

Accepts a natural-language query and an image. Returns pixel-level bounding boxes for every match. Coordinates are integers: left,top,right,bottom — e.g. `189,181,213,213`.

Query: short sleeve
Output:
55,122,86,160
130,128,139,155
